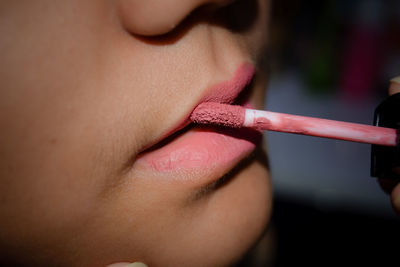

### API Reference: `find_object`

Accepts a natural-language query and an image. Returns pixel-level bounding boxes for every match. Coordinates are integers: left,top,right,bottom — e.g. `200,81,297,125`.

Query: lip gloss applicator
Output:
190,102,398,147
191,92,400,179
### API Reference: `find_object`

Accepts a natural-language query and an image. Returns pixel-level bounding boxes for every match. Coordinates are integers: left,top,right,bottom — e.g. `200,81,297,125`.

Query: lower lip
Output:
135,126,261,174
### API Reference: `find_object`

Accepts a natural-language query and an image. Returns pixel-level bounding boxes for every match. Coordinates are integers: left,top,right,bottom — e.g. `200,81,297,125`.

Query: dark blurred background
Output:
265,0,400,266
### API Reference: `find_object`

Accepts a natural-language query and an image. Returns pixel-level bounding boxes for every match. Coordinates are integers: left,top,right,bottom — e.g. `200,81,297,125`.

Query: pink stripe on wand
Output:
190,103,397,147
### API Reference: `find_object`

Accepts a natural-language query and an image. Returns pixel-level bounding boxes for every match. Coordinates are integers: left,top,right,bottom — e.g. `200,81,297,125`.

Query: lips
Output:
134,63,261,178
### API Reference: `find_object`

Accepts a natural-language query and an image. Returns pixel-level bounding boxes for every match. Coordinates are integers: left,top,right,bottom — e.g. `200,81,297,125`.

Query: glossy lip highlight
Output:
135,63,260,175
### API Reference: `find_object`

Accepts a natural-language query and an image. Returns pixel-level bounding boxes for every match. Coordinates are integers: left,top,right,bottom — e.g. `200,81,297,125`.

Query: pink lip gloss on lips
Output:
135,63,261,175
137,127,260,172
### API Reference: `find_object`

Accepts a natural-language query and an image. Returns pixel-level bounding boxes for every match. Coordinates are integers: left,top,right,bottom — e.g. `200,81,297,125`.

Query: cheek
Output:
0,70,153,264
0,3,153,260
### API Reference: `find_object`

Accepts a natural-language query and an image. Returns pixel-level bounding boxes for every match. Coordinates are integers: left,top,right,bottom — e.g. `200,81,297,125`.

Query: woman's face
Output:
0,0,271,266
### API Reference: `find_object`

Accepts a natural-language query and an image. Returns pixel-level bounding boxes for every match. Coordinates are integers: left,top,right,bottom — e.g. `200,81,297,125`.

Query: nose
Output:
118,0,235,36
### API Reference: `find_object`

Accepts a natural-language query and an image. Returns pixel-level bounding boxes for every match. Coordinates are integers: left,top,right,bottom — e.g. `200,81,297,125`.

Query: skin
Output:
0,0,271,266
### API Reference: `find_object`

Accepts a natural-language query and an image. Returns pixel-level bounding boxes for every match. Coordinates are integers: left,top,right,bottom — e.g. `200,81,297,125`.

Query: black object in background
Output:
271,195,400,266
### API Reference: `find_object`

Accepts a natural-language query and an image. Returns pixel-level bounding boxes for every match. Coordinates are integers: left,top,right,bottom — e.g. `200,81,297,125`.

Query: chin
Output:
146,152,271,267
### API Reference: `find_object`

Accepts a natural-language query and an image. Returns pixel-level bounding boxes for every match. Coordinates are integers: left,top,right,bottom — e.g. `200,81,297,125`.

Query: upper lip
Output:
137,63,255,155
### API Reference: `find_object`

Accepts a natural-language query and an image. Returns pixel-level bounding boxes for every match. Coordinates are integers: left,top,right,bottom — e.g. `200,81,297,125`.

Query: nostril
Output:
118,0,204,37
117,0,241,37
118,0,184,36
